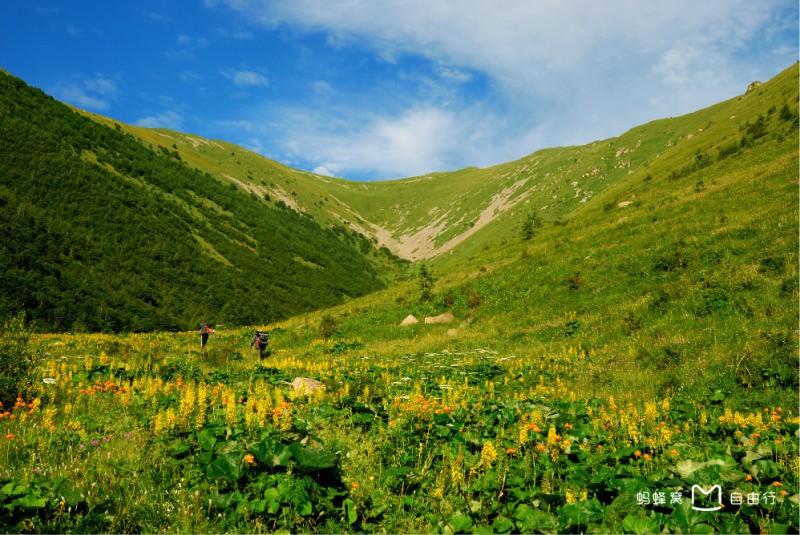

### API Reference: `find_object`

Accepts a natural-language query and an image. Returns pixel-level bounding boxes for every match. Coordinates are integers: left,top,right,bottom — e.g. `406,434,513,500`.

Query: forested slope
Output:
0,71,399,332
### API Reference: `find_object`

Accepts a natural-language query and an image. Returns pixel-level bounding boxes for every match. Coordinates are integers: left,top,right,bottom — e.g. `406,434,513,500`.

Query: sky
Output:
1,1,797,181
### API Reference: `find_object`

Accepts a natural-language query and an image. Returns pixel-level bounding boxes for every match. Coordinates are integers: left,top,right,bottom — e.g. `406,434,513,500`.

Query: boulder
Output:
424,311,455,324
282,377,325,396
400,314,419,326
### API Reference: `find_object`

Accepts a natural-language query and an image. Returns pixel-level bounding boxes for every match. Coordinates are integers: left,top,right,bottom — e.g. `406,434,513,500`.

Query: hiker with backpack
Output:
250,330,270,360
200,322,215,349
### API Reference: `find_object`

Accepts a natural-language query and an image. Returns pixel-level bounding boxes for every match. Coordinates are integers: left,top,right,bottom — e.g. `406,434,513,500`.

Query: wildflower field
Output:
0,327,797,534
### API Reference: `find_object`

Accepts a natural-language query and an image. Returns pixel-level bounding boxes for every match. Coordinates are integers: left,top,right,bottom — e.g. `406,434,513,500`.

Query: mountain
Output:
129,66,798,270
0,63,796,349
254,62,796,402
0,70,404,333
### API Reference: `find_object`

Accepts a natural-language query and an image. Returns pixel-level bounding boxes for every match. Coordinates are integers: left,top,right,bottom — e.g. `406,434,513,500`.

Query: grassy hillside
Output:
0,71,402,333
241,64,799,407
142,67,798,275
0,65,796,534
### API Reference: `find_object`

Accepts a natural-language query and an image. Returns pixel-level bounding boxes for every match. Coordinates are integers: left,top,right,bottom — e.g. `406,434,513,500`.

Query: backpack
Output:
258,332,269,347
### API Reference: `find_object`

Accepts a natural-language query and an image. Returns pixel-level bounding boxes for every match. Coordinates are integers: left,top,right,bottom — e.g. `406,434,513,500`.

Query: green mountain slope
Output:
247,64,798,404
0,71,402,332
150,66,797,271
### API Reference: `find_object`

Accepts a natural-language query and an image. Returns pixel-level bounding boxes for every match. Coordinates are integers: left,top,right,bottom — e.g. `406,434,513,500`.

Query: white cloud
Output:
136,110,184,130
260,104,501,180
312,165,333,177
54,75,118,111
222,69,269,88
216,27,254,40
210,0,798,179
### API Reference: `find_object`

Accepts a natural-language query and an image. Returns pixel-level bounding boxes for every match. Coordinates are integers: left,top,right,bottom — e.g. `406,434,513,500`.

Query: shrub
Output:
318,314,340,339
418,264,434,302
0,314,33,407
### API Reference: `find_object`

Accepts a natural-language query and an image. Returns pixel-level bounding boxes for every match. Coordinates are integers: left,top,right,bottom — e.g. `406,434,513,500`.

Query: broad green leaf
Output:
210,491,234,509
263,488,281,515
750,459,780,480
671,459,726,479
14,494,47,508
168,439,190,456
715,514,752,535
0,481,15,496
445,512,472,534
288,442,337,471
512,502,557,532
250,498,266,514
668,498,702,531
297,500,312,516
765,522,790,535
743,444,773,464
343,498,358,525
557,498,605,529
198,428,218,451
490,516,515,533
205,451,244,481
622,514,659,535
250,440,292,468
607,475,650,495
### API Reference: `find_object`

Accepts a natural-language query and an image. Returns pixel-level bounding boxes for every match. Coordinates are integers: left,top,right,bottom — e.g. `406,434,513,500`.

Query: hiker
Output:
199,322,214,349
250,330,270,360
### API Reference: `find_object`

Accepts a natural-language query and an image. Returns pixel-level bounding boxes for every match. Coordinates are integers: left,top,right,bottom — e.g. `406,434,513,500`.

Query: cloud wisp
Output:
202,0,797,180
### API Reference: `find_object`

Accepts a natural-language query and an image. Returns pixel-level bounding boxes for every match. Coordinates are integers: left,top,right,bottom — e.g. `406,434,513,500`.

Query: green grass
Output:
0,64,797,533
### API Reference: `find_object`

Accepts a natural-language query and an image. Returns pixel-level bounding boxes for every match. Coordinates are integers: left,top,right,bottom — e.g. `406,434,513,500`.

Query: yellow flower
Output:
481,440,498,469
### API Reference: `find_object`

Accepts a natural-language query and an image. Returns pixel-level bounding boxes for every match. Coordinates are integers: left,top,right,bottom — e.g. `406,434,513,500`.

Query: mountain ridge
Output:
93,64,798,264
1,63,796,334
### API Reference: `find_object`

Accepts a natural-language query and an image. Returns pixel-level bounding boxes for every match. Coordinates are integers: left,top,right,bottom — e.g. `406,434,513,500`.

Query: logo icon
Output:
691,484,723,511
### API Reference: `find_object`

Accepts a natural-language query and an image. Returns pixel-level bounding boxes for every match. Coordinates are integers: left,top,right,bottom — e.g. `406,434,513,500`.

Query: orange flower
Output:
634,450,642,458
745,475,753,481
351,481,359,489
244,454,255,464
670,449,678,456
5,433,13,440
506,448,516,456
780,490,789,496
536,443,546,451
773,481,783,487
643,453,651,461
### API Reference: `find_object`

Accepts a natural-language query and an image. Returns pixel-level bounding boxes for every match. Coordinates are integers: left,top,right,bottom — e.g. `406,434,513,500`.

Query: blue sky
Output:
2,1,797,181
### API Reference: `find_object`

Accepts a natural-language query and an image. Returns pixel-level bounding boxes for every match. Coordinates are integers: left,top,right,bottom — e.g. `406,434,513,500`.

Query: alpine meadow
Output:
0,60,797,535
